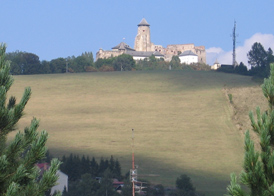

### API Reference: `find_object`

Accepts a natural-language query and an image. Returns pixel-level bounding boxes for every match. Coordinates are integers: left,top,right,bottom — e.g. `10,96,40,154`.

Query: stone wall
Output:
96,49,123,60
162,44,206,63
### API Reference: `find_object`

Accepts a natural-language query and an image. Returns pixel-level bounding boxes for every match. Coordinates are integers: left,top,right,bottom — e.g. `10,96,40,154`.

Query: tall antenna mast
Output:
132,129,135,170
129,129,157,195
232,21,237,67
131,129,136,196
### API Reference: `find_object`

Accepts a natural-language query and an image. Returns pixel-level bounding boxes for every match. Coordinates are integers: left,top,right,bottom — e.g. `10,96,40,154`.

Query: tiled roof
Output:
126,51,164,57
179,50,197,56
36,163,50,170
112,42,135,51
138,18,150,26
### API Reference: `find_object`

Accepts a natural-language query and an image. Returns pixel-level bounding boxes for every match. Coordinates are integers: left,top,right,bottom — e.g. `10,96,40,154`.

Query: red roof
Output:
36,163,50,170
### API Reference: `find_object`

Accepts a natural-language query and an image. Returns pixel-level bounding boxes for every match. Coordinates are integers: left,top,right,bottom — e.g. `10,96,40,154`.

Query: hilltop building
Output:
211,59,221,70
179,50,198,64
96,18,206,64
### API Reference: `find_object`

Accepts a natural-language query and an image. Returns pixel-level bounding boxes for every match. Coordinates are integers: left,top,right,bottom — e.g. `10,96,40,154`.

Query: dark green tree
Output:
248,42,268,68
266,48,274,75
68,55,89,72
247,42,271,77
95,57,115,69
149,55,157,63
234,62,248,75
114,159,122,180
121,179,132,196
113,54,135,71
77,173,100,196
267,48,274,63
49,58,66,73
20,52,41,74
96,169,119,196
170,55,181,69
154,184,165,196
98,157,109,176
0,44,61,195
90,157,99,177
176,174,195,192
168,174,197,196
41,60,52,74
227,63,274,196
6,51,42,75
81,52,94,66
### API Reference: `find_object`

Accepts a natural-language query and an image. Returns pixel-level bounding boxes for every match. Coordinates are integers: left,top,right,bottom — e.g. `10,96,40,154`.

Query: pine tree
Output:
227,63,274,196
0,43,61,196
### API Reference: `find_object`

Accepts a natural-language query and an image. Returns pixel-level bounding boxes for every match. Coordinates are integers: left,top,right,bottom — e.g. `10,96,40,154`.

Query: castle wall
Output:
96,49,124,60
163,44,206,63
194,46,206,64
152,44,165,54
166,44,195,55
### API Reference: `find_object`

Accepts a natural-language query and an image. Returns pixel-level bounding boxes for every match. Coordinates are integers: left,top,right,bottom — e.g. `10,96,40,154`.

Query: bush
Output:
85,66,97,72
228,93,233,103
99,65,115,72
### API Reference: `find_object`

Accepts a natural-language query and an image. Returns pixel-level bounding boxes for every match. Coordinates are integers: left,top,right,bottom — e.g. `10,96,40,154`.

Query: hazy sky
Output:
1,0,274,66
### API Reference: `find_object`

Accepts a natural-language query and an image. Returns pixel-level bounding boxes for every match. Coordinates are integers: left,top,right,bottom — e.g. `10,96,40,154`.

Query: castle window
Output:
143,30,145,32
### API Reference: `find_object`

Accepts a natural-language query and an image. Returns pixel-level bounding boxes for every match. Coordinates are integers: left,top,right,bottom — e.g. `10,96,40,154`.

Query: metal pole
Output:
132,128,135,196
232,21,236,67
66,61,68,73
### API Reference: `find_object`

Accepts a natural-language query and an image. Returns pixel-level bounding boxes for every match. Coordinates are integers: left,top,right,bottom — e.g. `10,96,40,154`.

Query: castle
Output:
96,18,206,64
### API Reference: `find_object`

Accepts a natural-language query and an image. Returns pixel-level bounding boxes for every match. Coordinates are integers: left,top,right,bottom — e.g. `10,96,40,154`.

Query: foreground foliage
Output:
0,44,61,196
227,63,274,196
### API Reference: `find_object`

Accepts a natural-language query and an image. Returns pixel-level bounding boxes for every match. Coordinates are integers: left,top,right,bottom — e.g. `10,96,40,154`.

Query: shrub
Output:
228,94,233,103
99,65,114,72
85,66,97,72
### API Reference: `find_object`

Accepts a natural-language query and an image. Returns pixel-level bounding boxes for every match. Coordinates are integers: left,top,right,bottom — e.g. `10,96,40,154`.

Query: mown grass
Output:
8,70,258,196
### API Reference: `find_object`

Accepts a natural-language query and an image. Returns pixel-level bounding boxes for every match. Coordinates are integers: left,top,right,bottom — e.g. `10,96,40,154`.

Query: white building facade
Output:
51,170,68,195
179,50,198,64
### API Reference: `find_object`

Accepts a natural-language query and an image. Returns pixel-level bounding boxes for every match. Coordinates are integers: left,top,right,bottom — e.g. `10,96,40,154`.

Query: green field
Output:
8,70,259,196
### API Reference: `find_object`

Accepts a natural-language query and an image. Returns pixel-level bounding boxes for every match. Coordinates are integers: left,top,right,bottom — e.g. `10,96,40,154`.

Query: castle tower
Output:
134,18,152,52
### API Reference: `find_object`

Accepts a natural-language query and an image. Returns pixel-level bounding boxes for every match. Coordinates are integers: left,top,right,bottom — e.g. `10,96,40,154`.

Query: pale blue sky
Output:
1,0,274,65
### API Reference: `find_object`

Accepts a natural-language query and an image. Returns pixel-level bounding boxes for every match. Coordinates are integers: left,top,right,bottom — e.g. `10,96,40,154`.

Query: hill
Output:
8,70,261,196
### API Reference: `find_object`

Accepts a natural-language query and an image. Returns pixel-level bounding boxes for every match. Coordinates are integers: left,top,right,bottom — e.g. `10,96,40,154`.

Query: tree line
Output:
96,54,210,72
59,154,122,182
6,51,95,75
57,154,122,196
217,42,274,78
6,50,211,75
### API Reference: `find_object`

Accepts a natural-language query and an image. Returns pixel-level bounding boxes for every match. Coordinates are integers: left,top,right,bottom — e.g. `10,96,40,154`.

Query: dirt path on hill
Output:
223,86,268,146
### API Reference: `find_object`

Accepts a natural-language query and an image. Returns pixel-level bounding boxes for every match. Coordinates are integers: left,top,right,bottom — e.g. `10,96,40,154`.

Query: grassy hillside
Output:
8,70,259,196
